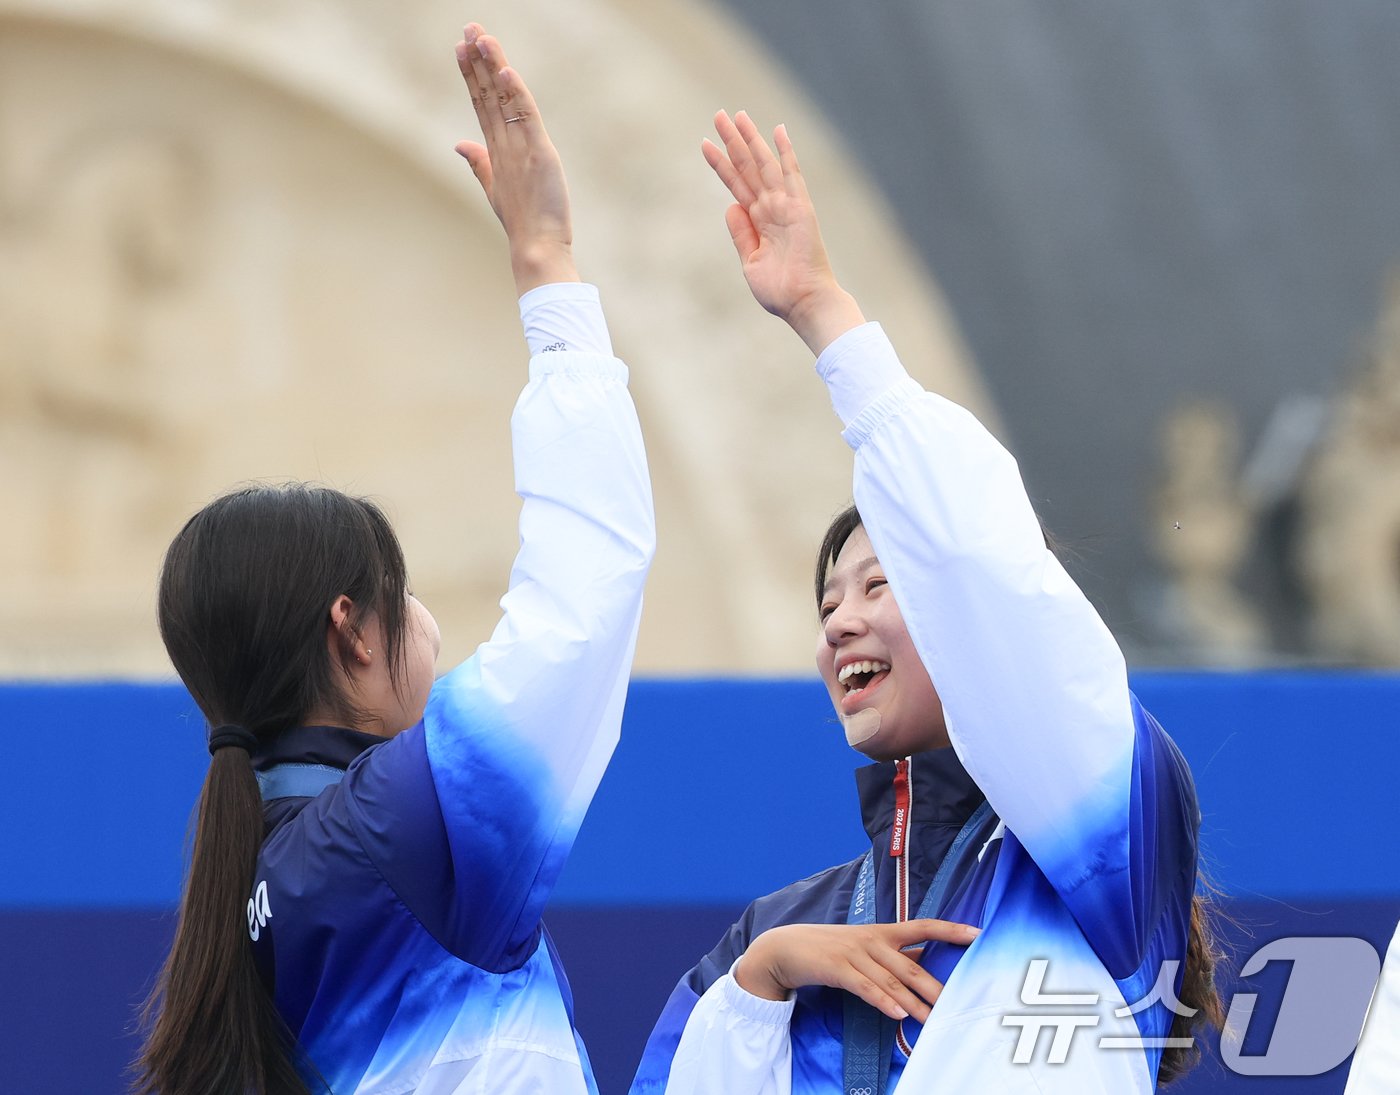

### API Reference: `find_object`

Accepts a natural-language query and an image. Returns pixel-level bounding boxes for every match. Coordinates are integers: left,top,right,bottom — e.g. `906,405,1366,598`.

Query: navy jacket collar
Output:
252,724,386,773
854,748,985,843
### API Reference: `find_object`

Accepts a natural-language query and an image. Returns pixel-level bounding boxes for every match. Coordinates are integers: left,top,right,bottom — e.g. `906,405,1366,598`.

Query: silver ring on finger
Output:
505,114,529,124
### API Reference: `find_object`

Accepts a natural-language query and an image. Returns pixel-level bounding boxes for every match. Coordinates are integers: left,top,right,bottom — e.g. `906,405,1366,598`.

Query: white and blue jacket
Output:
632,323,1200,1094
246,284,654,1094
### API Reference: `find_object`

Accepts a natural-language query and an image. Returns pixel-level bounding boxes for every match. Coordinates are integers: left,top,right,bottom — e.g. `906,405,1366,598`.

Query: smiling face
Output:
815,524,949,761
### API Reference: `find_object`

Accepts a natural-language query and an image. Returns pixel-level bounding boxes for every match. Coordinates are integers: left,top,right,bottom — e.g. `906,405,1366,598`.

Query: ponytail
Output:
133,741,312,1095
133,483,407,1093
1157,888,1227,1084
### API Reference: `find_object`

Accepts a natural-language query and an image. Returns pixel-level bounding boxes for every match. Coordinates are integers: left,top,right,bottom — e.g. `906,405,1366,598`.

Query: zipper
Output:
890,757,916,1057
890,757,911,921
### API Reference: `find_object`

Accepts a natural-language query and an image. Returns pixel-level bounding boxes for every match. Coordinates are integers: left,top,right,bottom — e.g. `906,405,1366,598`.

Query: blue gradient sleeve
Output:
346,345,654,971
821,323,1184,977
631,980,704,1095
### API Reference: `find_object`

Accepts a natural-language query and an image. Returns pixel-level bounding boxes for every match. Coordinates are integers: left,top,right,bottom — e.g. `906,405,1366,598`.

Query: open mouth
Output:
838,659,891,699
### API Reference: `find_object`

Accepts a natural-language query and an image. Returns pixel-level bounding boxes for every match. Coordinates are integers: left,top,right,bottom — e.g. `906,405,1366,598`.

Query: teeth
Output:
838,660,891,686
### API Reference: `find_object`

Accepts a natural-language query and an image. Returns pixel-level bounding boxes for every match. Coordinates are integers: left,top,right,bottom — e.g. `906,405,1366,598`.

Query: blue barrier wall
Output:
2,674,1397,1093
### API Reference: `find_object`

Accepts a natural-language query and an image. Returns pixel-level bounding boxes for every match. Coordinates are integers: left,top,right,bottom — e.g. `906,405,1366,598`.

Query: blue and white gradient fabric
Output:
247,283,655,1094
634,323,1199,1094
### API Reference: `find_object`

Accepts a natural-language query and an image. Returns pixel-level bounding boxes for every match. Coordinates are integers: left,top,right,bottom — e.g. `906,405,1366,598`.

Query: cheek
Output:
882,608,935,701
416,638,438,689
814,630,838,694
913,663,941,714
900,651,947,742
408,597,441,657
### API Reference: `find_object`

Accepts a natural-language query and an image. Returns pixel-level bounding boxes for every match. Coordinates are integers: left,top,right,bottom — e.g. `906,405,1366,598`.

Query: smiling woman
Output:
629,111,1221,1095
815,518,948,758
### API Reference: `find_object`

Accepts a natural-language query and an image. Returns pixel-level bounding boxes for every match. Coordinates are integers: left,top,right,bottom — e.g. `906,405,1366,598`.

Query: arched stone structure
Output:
0,0,995,675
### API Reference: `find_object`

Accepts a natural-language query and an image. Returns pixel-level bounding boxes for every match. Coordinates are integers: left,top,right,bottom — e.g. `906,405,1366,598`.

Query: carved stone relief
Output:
1151,271,1400,667
1152,401,1266,664
0,1,993,677
1296,273,1400,666
1,127,204,581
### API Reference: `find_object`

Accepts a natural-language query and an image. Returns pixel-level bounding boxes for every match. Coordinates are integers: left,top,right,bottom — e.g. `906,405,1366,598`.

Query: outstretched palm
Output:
703,111,836,322
454,25,574,291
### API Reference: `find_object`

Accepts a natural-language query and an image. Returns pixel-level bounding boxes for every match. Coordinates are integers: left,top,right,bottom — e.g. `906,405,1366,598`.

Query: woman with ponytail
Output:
134,26,654,1094
631,111,1219,1093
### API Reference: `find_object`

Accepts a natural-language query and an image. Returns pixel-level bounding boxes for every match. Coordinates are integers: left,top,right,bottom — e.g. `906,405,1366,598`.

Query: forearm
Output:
510,239,579,296
784,283,867,358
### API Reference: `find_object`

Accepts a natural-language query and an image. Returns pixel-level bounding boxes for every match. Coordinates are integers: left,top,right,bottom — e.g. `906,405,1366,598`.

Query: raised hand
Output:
455,25,578,293
733,918,979,1022
702,111,865,355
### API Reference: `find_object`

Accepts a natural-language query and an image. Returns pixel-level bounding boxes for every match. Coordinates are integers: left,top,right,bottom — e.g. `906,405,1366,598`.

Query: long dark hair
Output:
815,503,1224,1083
133,483,411,1095
1158,892,1227,1084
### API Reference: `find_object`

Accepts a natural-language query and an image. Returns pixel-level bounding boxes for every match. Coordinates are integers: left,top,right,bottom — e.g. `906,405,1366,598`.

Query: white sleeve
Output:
818,323,1149,970
419,283,655,963
664,972,794,1095
519,281,614,356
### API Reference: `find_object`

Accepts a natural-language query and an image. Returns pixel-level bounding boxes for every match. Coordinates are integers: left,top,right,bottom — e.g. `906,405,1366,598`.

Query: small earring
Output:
365,648,373,656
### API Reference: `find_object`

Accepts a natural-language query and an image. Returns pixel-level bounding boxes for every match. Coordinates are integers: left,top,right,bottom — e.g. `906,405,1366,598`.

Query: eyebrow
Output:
822,555,880,599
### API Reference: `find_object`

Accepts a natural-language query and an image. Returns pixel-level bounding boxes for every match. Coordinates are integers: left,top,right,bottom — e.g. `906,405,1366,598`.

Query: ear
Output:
328,594,372,666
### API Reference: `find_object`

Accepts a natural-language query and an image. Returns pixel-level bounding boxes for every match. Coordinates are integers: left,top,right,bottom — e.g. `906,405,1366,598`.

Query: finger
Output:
898,918,981,946
843,955,930,1023
453,141,493,198
871,947,945,1016
715,110,765,202
476,36,541,134
774,123,809,198
457,28,500,141
468,32,510,134
841,966,910,1021
723,202,759,262
734,110,783,193
701,138,756,207
496,66,543,142
872,953,942,1022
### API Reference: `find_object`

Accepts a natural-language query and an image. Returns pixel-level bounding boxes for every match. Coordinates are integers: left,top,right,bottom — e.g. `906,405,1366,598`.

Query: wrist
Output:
734,946,792,1002
785,285,866,357
510,239,579,295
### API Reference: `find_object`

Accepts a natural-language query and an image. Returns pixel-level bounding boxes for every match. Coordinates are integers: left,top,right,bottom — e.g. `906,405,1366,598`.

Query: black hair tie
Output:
208,724,259,756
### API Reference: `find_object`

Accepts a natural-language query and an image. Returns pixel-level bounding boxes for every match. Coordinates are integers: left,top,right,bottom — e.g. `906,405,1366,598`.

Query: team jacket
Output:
245,292,655,1094
631,323,1200,1094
